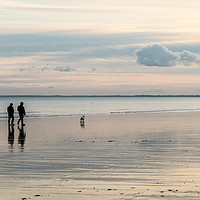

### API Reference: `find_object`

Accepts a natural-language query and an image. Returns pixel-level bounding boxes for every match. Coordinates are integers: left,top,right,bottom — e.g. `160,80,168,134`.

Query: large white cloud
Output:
136,45,179,67
136,45,200,67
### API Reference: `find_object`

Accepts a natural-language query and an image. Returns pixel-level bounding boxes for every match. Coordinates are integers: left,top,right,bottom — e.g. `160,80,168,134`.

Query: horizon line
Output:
1,95,200,97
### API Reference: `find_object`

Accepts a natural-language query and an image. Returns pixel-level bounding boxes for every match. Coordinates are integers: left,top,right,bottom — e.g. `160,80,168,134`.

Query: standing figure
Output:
7,103,14,126
17,102,26,126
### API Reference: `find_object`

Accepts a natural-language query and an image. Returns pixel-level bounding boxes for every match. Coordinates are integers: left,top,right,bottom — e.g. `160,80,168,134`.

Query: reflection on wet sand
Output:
18,125,26,149
3,113,200,200
80,121,85,128
8,125,14,146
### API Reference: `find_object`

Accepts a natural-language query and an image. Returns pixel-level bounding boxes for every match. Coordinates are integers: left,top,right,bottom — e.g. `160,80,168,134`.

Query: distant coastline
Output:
1,95,200,98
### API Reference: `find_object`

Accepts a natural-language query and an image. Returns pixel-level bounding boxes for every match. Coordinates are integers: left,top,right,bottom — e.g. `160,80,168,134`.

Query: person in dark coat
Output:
17,102,26,126
7,103,14,126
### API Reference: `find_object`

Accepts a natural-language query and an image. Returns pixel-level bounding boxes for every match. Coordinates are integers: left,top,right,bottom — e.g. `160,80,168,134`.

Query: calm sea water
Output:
1,96,200,118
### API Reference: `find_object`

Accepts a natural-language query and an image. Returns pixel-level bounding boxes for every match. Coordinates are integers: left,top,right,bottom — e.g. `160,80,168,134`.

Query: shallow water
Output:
1,113,200,200
1,96,200,118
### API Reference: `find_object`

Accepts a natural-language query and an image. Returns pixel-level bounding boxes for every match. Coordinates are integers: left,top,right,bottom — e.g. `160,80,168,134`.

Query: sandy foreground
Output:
1,112,200,200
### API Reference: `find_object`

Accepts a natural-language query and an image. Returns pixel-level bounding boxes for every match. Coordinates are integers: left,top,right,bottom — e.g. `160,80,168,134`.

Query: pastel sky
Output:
1,0,200,95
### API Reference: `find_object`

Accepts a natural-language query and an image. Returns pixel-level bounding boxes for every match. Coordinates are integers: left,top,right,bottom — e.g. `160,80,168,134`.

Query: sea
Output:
2,96,200,200
1,96,200,119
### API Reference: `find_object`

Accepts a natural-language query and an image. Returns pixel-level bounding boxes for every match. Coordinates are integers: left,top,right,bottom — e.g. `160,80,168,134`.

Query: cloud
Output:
48,86,54,89
179,50,200,66
136,45,179,67
53,66,76,72
17,65,76,72
40,66,76,72
136,45,200,67
90,67,96,71
18,67,36,72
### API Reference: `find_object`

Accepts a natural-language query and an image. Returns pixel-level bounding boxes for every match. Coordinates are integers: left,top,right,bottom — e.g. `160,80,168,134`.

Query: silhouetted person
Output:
18,125,26,148
7,103,14,126
17,102,26,126
8,125,14,145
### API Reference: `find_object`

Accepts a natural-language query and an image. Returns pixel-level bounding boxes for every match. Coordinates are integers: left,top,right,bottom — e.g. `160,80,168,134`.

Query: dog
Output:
80,115,85,124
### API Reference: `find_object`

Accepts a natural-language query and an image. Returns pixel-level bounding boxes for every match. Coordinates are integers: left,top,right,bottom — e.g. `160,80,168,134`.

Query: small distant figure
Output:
80,115,85,128
80,115,85,124
17,102,26,126
7,103,14,126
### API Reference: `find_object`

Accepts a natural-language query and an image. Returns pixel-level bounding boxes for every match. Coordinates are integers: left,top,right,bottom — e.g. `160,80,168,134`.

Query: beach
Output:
1,112,200,200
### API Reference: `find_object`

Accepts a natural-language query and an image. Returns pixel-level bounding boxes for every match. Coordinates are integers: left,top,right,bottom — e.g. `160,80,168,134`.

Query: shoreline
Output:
0,109,200,120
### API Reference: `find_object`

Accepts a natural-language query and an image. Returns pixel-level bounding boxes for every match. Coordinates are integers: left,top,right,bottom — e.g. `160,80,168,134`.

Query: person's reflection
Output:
8,125,14,146
18,125,26,149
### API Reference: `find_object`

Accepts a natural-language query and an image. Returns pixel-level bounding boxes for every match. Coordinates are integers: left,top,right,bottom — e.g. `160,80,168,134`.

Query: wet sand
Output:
1,112,200,200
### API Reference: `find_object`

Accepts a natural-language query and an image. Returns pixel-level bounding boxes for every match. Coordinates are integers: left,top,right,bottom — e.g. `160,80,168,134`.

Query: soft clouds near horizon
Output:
1,0,200,95
136,45,200,67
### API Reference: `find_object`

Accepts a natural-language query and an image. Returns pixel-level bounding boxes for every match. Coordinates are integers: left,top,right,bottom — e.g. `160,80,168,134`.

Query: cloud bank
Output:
136,45,200,67
18,66,76,73
54,66,76,72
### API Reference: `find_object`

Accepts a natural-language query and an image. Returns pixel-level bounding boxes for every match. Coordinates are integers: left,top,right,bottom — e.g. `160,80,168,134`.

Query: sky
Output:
1,0,200,95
